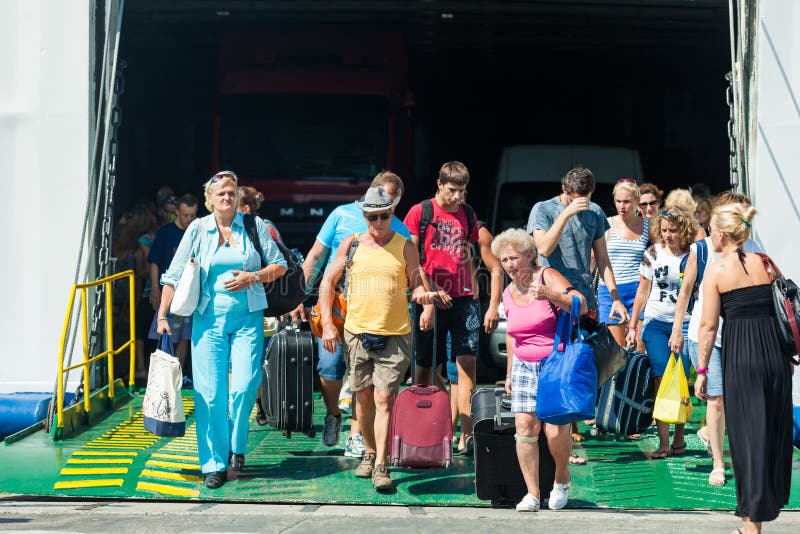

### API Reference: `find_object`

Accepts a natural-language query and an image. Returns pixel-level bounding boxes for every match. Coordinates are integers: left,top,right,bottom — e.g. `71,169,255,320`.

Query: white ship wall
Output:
0,1,90,393
752,0,800,280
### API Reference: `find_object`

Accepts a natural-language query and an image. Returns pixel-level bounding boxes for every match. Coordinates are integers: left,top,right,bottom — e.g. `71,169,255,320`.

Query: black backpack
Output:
243,214,306,317
418,199,476,264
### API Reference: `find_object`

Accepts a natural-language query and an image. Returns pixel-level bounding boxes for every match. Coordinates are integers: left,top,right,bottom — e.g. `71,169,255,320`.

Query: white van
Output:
486,144,643,369
488,144,643,235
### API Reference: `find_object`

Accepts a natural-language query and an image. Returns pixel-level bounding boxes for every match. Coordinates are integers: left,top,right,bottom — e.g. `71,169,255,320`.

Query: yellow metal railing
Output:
55,270,136,439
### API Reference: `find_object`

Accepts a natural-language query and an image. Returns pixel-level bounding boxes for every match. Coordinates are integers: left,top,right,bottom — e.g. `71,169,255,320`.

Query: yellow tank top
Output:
344,233,411,335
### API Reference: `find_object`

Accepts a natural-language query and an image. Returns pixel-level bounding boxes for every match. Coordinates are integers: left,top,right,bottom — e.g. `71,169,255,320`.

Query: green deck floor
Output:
2,390,799,509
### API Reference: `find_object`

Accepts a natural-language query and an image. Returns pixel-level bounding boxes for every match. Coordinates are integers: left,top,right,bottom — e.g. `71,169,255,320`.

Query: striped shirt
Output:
600,217,649,286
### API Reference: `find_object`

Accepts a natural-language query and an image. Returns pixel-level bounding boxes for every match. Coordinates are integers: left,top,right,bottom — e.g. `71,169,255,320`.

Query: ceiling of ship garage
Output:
124,0,729,60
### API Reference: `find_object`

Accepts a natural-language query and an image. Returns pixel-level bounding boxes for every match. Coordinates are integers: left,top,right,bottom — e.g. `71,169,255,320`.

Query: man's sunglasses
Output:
365,213,392,221
639,200,659,208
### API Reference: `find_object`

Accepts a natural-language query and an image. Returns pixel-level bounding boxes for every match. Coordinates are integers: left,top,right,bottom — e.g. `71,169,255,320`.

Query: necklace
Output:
218,225,232,247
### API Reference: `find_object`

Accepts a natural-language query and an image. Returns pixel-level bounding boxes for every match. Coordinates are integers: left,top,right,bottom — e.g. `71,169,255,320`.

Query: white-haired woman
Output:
156,171,287,489
492,228,587,512
696,204,792,533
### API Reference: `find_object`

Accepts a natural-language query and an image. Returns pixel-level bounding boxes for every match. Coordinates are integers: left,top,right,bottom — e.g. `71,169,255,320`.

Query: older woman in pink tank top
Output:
492,228,587,512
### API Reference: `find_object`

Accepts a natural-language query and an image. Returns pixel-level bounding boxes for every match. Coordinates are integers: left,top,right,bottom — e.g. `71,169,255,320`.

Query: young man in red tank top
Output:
403,161,482,454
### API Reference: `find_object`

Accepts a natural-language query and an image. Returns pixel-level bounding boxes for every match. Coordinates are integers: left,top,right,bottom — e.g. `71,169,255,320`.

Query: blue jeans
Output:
688,339,723,396
315,336,346,380
641,318,691,378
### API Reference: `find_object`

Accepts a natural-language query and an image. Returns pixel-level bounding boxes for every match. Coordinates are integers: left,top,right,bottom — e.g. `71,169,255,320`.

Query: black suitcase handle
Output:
493,388,514,431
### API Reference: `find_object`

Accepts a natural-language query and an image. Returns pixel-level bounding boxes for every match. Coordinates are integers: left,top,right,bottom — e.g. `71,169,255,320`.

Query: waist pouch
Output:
360,333,390,351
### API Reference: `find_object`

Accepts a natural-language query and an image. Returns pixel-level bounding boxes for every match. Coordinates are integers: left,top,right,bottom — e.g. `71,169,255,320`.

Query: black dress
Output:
721,284,793,522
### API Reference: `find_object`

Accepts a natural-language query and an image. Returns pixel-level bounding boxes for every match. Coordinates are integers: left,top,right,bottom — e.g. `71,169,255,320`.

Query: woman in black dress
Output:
695,203,793,534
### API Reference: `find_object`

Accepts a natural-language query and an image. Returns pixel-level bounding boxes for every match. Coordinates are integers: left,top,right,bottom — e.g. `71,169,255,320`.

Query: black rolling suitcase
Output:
471,387,555,507
259,326,316,438
596,351,654,436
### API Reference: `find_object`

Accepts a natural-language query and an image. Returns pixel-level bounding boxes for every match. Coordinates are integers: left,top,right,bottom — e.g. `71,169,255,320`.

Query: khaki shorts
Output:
343,329,412,393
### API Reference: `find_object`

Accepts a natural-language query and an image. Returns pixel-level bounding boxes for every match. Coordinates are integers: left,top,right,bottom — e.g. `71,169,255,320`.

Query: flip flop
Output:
650,448,670,460
708,468,726,486
568,452,587,465
670,442,687,456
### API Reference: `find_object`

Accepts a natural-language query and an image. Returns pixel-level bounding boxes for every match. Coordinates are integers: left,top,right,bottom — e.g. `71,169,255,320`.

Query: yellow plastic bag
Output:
653,353,693,424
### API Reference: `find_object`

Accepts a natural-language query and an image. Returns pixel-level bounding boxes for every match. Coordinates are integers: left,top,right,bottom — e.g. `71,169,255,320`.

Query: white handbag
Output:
143,335,186,437
169,257,200,316
169,229,200,316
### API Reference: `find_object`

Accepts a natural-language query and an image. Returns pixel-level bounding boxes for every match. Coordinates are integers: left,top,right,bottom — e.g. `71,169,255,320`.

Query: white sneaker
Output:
344,433,366,458
515,493,540,512
548,481,571,510
322,413,342,447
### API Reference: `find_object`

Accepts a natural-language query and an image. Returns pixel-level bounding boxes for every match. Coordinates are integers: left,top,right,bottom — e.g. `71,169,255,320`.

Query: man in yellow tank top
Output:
318,186,438,491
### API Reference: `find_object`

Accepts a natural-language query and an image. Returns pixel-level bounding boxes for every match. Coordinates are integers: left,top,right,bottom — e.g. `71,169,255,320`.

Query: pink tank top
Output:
502,269,559,363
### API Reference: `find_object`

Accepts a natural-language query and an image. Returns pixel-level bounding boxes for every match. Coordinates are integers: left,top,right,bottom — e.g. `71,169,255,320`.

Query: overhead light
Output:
216,10,230,16
440,13,454,20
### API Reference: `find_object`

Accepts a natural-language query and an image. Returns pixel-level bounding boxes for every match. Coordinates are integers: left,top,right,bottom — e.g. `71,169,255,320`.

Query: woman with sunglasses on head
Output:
156,171,288,489
625,207,698,459
598,179,649,348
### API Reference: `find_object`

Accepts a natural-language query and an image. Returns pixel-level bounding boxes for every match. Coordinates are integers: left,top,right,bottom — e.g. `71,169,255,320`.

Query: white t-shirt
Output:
687,238,764,345
640,243,689,323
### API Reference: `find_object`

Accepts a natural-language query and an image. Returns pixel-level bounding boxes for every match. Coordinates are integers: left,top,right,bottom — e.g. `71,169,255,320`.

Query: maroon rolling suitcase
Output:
389,384,453,468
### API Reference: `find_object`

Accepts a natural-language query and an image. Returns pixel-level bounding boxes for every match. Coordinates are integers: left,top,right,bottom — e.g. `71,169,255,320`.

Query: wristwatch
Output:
253,272,261,284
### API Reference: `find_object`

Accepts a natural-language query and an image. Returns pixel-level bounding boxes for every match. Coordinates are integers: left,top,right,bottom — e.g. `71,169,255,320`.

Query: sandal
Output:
708,467,726,486
571,432,585,443
669,442,687,456
568,452,587,465
697,427,712,457
650,448,670,460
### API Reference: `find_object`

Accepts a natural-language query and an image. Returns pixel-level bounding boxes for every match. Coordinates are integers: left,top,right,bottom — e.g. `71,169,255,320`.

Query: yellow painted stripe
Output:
136,481,200,497
140,469,203,483
67,458,134,465
96,439,158,444
152,453,198,461
145,460,199,470
60,467,129,475
74,450,138,456
54,479,125,489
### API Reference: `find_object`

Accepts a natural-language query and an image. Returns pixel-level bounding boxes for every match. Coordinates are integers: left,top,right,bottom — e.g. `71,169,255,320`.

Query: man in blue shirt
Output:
148,193,199,372
291,171,410,457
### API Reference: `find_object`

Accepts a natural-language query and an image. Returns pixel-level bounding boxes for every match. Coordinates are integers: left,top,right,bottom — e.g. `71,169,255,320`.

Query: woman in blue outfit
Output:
626,206,697,459
156,171,287,489
598,179,649,348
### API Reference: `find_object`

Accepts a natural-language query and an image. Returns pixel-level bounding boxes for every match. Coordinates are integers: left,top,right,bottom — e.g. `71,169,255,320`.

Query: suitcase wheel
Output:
589,426,599,437
283,429,292,439
306,429,316,438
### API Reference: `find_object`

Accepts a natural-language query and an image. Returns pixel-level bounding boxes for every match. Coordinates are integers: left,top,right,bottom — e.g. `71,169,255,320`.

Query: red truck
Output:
212,30,412,252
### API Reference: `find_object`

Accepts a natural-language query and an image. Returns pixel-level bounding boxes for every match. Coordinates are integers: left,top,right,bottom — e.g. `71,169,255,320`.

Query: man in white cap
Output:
317,186,437,491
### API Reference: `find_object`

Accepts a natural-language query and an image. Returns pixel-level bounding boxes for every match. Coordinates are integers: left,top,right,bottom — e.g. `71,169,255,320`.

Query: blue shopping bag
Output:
536,296,598,425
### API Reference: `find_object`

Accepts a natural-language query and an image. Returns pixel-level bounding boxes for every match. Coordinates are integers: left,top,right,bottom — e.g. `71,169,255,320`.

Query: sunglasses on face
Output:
639,200,659,208
365,213,392,221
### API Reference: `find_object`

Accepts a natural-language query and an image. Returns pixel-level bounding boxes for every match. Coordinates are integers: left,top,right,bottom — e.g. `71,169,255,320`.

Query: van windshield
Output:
493,182,615,233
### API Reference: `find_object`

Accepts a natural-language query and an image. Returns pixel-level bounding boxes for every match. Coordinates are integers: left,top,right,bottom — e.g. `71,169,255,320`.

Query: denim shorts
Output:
598,281,641,324
315,336,346,381
641,318,691,378
688,339,723,397
413,297,480,368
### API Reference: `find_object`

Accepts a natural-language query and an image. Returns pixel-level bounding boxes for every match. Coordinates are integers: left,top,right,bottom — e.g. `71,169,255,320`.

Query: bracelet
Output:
696,367,709,375
157,317,169,322
628,325,638,331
